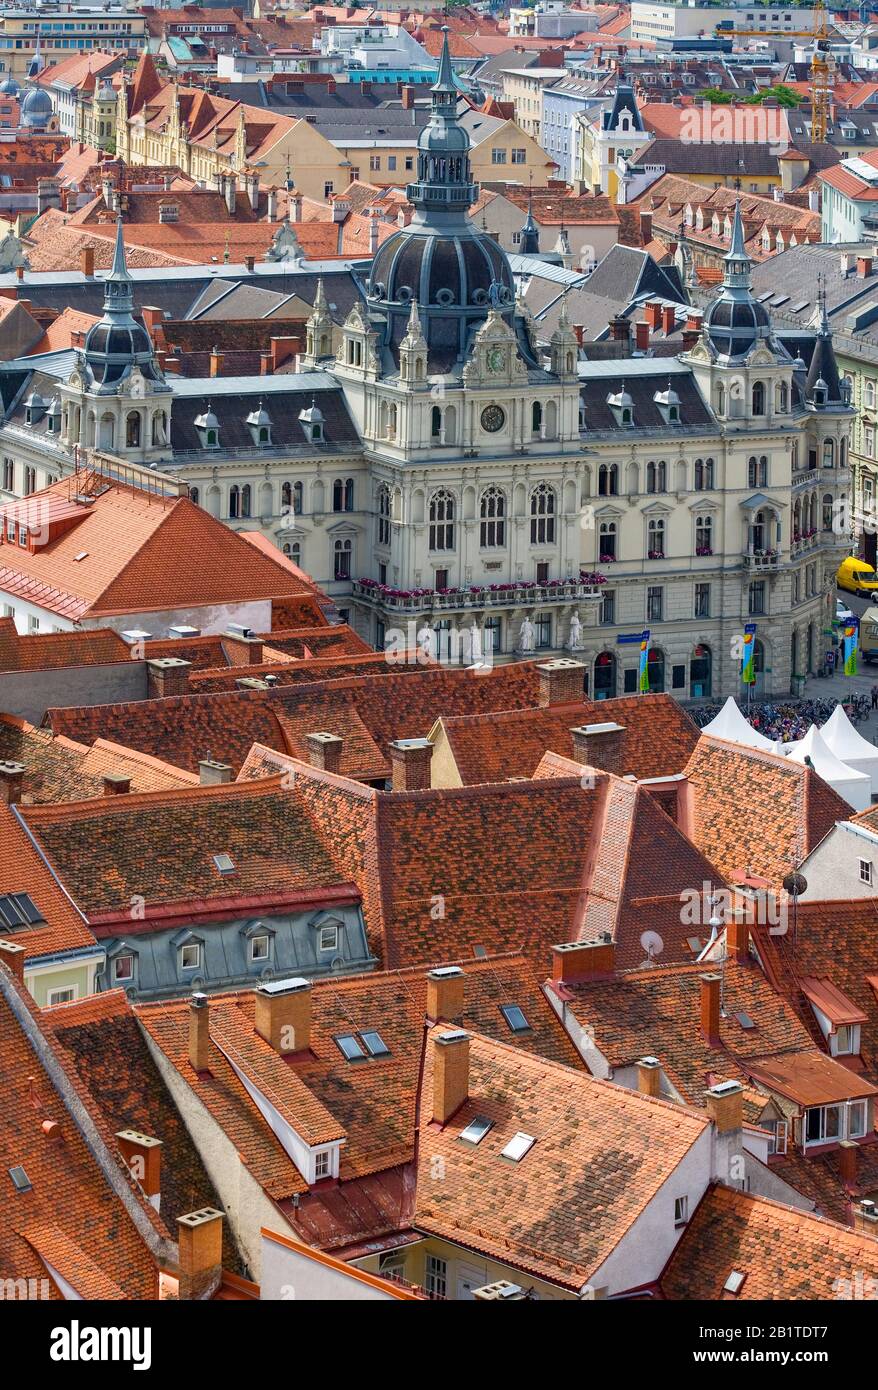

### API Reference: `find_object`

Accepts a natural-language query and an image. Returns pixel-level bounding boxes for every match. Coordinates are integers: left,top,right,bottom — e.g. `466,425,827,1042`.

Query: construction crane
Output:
714,1,833,142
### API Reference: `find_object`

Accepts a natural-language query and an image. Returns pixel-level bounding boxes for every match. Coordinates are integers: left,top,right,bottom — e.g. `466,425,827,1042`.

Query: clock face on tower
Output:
486,347,506,374
481,404,505,433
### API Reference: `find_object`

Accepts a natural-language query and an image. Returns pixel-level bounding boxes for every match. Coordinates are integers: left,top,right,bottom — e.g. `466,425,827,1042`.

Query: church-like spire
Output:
102,217,135,318
520,187,540,256
721,199,752,294
407,26,476,215
432,24,456,99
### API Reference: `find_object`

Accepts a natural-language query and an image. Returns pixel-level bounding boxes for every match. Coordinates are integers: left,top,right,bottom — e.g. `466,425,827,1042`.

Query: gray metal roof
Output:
170,371,339,397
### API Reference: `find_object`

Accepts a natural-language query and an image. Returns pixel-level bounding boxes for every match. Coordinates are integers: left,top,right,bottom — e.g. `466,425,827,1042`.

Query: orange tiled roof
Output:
32,307,101,355
0,617,129,671
0,967,160,1298
683,735,850,890
0,477,311,622
0,802,96,960
416,1026,708,1290
661,1184,878,1300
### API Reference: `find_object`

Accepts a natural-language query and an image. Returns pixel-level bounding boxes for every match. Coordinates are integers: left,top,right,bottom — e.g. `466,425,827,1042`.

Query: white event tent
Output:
819,705,878,796
784,725,872,811
699,696,779,753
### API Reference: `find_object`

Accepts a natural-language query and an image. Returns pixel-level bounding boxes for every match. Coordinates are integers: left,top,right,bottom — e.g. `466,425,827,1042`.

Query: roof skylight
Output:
500,1005,531,1034
335,1034,366,1061
459,1115,493,1146
361,1030,390,1057
0,893,44,932
212,853,236,875
8,1165,32,1193
501,1132,536,1162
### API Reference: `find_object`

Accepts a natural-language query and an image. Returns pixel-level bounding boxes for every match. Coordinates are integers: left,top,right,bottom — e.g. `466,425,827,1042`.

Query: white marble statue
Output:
518,615,535,653
567,611,584,651
417,623,437,662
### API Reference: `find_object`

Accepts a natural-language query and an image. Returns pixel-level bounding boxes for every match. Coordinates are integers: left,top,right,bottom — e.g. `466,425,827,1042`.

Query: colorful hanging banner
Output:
742,623,757,686
843,623,858,677
638,629,650,693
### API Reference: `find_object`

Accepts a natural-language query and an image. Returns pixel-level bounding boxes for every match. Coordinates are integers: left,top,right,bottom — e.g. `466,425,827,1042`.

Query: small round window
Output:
397,285,412,302
436,288,455,306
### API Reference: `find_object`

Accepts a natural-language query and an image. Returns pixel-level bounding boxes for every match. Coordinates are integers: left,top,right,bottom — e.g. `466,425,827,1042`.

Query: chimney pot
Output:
245,255,256,273
837,1138,859,1189
700,972,721,1045
426,965,464,1022
305,731,343,773
645,300,662,330
389,737,432,791
636,1056,662,1097
116,1129,163,1209
198,759,232,786
209,349,224,378
0,937,26,981
0,761,25,805
858,255,873,278
177,1207,224,1301
254,977,311,1054
537,659,585,708
705,1079,743,1135
432,1028,471,1125
570,722,626,775
188,992,211,1073
102,774,131,796
635,320,649,351
551,936,614,984
726,908,750,965
147,658,191,699
609,314,630,343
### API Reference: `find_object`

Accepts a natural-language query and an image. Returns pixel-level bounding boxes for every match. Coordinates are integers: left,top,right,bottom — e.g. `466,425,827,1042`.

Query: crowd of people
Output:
691,696,871,742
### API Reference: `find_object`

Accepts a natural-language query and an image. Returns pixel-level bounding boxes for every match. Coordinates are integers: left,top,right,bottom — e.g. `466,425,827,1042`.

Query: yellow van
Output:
837,556,878,598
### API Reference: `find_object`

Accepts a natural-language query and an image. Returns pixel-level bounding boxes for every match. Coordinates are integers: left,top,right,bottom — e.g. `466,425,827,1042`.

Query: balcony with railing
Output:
352,575,606,614
743,549,781,572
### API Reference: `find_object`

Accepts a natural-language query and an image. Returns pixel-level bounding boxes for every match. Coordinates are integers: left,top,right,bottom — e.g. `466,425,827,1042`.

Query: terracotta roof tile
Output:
0,618,129,672
0,802,95,961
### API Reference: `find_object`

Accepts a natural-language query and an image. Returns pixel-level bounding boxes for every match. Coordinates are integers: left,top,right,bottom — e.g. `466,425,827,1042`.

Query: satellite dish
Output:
783,871,808,898
639,930,664,961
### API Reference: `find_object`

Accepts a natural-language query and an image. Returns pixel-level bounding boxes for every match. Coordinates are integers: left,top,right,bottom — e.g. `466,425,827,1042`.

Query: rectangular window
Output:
767,1119,788,1156
860,858,872,885
28,616,39,634
434,568,448,591
47,986,77,1006
369,155,381,171
535,613,552,648
805,1103,841,1145
748,581,765,616
314,1149,330,1180
319,924,338,952
251,935,270,962
24,467,35,495
387,155,396,171
491,147,507,164
624,667,637,694
511,148,526,163
848,1100,867,1138
600,589,615,624
425,1254,447,1298
694,582,710,619
324,181,334,198
2,457,12,492
405,156,413,171
180,943,201,970
114,954,134,982
536,561,549,584
647,586,663,622
674,1195,689,1227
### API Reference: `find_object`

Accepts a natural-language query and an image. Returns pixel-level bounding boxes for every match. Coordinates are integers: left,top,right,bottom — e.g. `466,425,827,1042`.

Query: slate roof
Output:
168,382,361,456
580,363,713,432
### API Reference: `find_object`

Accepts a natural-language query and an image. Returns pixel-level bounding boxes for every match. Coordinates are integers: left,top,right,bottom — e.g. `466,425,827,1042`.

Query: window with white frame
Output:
113,954,134,982
766,1118,788,1155
47,986,77,1006
180,943,201,970
319,923,339,952
674,1195,689,1227
425,1254,447,1297
833,1024,860,1056
803,1101,869,1145
314,1149,331,1180
859,858,872,885
251,934,270,962
848,1099,868,1138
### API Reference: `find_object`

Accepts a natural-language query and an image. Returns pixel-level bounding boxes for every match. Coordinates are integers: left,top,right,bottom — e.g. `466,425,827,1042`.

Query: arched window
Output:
189,486,199,505
715,383,725,416
791,440,799,472
530,483,555,544
431,405,442,440
647,648,665,693
647,517,665,558
776,382,788,413
333,538,352,579
531,402,543,437
293,481,303,515
429,489,455,551
480,486,506,548
282,481,292,510
695,513,713,555
126,411,141,447
646,460,667,494
599,520,617,561
593,651,616,701
283,541,302,567
752,382,765,416
840,437,847,469
752,510,767,551
598,463,618,496
240,484,251,518
377,483,391,547
694,457,715,490
229,485,240,519
690,643,712,698
748,455,767,488
822,493,834,531
823,439,835,468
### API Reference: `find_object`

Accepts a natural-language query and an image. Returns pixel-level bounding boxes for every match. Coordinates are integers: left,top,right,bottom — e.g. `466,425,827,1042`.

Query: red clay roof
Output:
0,802,96,960
0,617,129,672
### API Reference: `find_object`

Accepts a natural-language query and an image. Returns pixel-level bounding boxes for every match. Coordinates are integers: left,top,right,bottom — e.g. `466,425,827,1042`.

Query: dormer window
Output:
195,406,220,448
607,388,634,426
299,402,324,443
246,402,272,446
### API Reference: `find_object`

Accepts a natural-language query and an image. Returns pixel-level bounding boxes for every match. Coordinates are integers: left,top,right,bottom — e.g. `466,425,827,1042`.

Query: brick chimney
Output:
636,1056,661,1097
80,245,95,278
700,973,721,1046
222,632,263,666
116,1129,162,1210
551,935,614,984
635,320,649,351
426,966,465,1022
857,255,873,278
837,1138,859,1189
432,1028,470,1124
102,774,131,796
260,350,271,375
639,208,652,244
209,348,224,377
661,304,676,336
0,937,26,982
271,336,298,371
0,761,24,806
177,1208,224,1301
140,305,163,337
401,83,415,109
147,658,191,698
188,992,211,1073
537,659,585,708
644,300,662,330
705,1080,743,1135
198,759,232,786
389,737,432,791
570,722,626,775
245,254,255,273
726,908,750,965
254,977,311,1054
306,731,343,773
609,314,630,344
854,1198,878,1236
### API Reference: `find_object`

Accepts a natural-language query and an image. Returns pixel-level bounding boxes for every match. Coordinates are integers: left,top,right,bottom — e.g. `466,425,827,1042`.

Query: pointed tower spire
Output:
433,25,455,97
100,217,135,319
727,197,746,260
520,184,540,257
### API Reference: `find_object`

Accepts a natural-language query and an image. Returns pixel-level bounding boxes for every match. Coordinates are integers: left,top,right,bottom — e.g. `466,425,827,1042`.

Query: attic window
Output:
459,1115,493,1145
212,853,236,875
723,1270,746,1296
335,1033,366,1061
735,1011,756,1031
73,551,88,562
0,892,44,931
500,1005,531,1034
8,1165,31,1194
361,1030,390,1057
686,936,703,953
500,1131,535,1162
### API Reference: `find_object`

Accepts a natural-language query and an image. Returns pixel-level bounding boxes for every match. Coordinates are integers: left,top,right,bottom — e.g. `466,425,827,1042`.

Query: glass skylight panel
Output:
459,1115,493,1145
335,1034,366,1061
212,853,236,874
686,936,703,953
361,1030,390,1057
0,893,44,931
756,291,774,303
8,1165,31,1193
500,1005,530,1033
501,1132,536,1162
790,300,810,314
724,1270,746,1295
735,1011,756,1030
